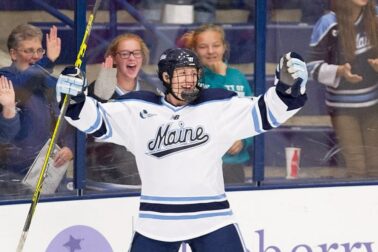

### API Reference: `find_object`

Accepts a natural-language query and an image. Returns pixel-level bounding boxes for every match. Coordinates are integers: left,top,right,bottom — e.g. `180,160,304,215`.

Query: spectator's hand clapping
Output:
368,58,378,72
337,63,363,83
46,25,61,62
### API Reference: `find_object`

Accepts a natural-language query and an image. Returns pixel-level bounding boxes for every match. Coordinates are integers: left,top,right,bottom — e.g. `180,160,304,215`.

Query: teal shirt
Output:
199,66,253,164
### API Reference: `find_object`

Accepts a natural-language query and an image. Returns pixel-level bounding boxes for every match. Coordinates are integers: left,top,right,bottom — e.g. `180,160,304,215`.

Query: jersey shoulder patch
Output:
191,88,237,105
310,12,337,47
115,90,163,105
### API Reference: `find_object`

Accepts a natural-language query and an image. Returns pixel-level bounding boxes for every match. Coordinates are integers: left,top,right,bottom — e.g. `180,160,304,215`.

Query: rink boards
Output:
1,185,377,251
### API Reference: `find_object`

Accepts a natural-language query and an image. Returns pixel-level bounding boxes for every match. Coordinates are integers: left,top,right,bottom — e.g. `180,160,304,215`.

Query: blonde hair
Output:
105,33,150,65
179,24,229,60
7,24,43,51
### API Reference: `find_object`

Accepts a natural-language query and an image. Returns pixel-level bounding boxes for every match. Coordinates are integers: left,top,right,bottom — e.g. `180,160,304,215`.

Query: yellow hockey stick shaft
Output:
16,1,101,251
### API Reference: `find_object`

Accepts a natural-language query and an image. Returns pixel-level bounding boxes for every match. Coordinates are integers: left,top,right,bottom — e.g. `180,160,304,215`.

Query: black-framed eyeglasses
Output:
17,48,46,56
116,50,143,59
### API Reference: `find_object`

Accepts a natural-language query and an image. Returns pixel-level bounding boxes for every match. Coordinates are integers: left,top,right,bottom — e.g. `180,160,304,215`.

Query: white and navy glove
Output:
56,66,87,102
275,52,308,97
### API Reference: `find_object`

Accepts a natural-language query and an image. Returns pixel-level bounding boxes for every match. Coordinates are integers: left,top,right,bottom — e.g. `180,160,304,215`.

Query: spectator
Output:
86,33,159,186
0,76,19,142
180,24,253,184
0,24,74,186
307,0,378,178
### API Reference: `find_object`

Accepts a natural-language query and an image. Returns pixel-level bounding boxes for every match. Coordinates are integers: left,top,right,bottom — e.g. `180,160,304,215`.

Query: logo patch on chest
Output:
146,122,210,158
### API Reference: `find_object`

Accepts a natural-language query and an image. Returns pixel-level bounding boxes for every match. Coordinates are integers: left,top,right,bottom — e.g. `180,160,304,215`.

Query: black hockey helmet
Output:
157,48,202,102
158,48,202,85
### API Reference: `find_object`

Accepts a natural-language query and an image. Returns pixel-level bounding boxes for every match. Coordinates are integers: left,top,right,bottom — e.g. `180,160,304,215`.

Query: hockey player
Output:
56,48,308,251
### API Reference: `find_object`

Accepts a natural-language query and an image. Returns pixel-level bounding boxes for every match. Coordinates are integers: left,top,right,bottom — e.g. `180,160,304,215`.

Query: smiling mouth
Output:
127,64,137,70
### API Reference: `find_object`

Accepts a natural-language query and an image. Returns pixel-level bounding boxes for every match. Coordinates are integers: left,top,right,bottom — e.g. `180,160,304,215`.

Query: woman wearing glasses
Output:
86,33,159,186
0,24,74,192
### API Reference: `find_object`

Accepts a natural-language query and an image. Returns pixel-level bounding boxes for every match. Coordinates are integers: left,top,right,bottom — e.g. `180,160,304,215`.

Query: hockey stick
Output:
16,0,102,251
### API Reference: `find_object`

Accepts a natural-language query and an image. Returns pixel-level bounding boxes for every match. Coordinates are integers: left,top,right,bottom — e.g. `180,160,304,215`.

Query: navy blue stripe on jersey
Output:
277,91,307,111
139,210,233,220
256,96,272,131
115,90,163,105
139,194,232,220
191,88,237,105
65,94,86,120
92,121,107,138
79,103,103,134
140,200,230,213
100,105,113,138
93,105,113,139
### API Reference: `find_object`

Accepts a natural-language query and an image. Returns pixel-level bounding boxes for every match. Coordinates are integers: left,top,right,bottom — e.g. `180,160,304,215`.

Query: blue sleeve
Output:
310,12,337,47
0,57,57,89
0,111,20,143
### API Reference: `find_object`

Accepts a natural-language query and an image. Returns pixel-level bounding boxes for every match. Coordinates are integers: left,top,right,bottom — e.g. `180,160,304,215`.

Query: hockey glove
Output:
56,66,87,102
275,52,308,97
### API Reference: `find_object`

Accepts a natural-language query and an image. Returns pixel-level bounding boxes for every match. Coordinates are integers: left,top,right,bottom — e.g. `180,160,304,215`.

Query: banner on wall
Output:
1,185,377,251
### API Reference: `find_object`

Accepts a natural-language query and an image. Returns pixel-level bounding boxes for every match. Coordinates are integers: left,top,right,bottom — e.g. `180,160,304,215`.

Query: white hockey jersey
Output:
65,87,306,241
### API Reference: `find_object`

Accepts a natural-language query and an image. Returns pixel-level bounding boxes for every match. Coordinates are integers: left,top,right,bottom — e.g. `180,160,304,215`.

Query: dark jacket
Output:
0,57,75,176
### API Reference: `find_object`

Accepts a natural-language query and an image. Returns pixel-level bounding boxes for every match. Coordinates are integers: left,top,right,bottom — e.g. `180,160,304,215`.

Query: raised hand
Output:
46,25,61,62
102,55,114,69
0,76,17,118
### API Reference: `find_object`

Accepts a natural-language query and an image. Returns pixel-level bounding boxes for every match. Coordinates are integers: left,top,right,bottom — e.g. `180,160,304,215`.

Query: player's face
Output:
9,37,44,71
166,67,199,105
114,38,143,80
194,30,226,68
